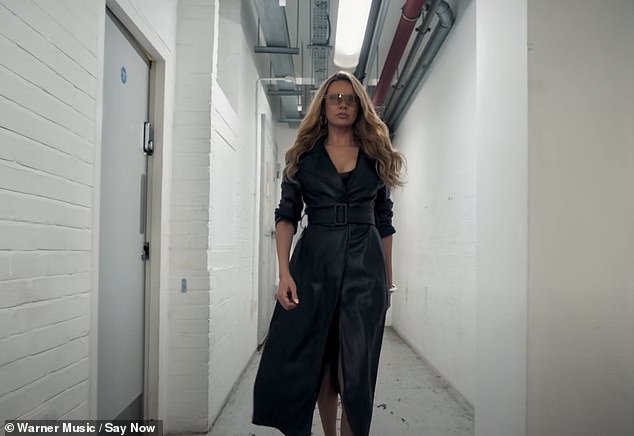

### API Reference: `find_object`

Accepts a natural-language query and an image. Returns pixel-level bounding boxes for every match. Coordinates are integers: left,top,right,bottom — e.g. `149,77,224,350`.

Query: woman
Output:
253,71,405,436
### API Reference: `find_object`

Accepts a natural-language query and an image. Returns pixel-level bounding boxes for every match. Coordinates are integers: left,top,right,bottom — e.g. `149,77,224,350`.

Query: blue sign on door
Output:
121,66,127,84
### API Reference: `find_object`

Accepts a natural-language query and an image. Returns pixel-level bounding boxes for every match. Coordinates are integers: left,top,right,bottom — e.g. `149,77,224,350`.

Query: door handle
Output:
143,121,154,155
141,242,150,261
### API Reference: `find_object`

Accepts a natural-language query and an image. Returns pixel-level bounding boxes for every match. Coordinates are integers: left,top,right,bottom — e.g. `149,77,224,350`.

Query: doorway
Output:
257,114,280,346
98,10,151,420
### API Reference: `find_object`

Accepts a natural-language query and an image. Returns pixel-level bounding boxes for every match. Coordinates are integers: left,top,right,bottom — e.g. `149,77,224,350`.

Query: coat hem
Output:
252,416,309,436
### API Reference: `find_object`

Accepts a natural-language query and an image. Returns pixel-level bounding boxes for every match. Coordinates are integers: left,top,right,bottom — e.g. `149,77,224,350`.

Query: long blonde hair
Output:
284,71,405,189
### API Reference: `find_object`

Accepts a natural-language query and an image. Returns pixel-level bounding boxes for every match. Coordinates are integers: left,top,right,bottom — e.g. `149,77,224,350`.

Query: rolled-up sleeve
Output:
374,184,396,238
274,175,303,234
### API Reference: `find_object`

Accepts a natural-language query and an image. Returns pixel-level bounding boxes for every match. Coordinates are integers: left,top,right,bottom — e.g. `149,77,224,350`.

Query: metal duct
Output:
253,0,300,123
384,1,454,132
353,0,383,82
363,0,393,85
310,0,331,86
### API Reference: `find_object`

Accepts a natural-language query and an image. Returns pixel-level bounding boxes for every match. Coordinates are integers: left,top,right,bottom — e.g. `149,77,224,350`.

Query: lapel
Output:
314,138,344,192
316,137,364,193
302,136,379,200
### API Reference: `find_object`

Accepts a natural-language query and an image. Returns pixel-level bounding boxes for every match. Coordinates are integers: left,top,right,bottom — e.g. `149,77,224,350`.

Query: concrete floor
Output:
206,328,474,436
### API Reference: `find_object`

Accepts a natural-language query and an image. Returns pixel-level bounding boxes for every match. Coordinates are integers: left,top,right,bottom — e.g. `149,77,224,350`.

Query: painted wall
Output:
0,0,178,423
474,0,528,435
390,0,476,405
394,1,633,435
527,1,634,435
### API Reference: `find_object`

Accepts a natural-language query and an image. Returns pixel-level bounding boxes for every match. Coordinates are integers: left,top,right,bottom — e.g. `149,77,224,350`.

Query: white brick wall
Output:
168,0,214,431
0,0,178,425
208,0,259,423
0,0,97,421
2,0,270,428
167,1,264,431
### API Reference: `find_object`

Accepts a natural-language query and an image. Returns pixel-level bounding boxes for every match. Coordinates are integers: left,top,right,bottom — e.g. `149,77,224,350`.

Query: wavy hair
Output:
284,71,405,189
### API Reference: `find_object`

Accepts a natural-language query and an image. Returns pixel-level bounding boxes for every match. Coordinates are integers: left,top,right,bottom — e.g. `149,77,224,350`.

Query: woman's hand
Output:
277,274,299,310
387,283,397,309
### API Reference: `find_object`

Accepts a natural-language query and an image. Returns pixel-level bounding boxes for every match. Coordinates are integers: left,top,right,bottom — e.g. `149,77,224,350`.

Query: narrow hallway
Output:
206,328,474,436
2,1,632,435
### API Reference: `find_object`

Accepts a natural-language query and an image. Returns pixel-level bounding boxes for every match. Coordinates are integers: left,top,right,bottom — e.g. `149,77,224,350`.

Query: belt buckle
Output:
334,203,347,224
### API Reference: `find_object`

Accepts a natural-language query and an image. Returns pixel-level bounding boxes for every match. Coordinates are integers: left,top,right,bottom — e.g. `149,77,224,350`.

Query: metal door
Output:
98,11,150,420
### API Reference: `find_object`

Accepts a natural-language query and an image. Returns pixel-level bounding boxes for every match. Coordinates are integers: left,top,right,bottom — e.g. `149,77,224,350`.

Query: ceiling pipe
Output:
371,0,426,108
353,0,382,82
364,0,393,84
385,0,441,107
382,0,441,113
385,1,454,132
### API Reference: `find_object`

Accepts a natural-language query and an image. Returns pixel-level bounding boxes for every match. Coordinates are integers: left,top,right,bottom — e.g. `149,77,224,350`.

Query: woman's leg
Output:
317,359,338,436
338,355,354,436
341,410,353,436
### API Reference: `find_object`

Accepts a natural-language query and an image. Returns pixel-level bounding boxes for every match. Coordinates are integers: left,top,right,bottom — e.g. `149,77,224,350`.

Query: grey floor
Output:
206,328,474,436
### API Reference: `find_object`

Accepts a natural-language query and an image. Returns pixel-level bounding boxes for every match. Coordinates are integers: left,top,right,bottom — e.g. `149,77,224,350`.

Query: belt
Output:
307,203,375,226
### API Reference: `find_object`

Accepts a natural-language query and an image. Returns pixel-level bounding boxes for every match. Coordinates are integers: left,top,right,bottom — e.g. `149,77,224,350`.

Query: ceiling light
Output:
333,0,372,69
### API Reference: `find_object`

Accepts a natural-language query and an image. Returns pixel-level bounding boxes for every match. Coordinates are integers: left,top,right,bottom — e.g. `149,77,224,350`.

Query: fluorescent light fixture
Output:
334,0,372,69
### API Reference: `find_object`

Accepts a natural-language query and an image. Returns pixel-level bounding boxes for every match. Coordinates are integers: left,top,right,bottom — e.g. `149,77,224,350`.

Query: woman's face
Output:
323,80,359,130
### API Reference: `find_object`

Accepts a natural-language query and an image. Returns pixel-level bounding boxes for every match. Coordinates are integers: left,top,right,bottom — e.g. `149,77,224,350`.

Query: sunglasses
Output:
324,93,358,106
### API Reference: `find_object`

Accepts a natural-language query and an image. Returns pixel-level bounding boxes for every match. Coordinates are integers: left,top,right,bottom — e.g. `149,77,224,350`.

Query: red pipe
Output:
372,0,426,108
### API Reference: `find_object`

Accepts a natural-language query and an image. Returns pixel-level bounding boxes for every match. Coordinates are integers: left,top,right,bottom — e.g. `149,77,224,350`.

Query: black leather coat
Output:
253,136,395,436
